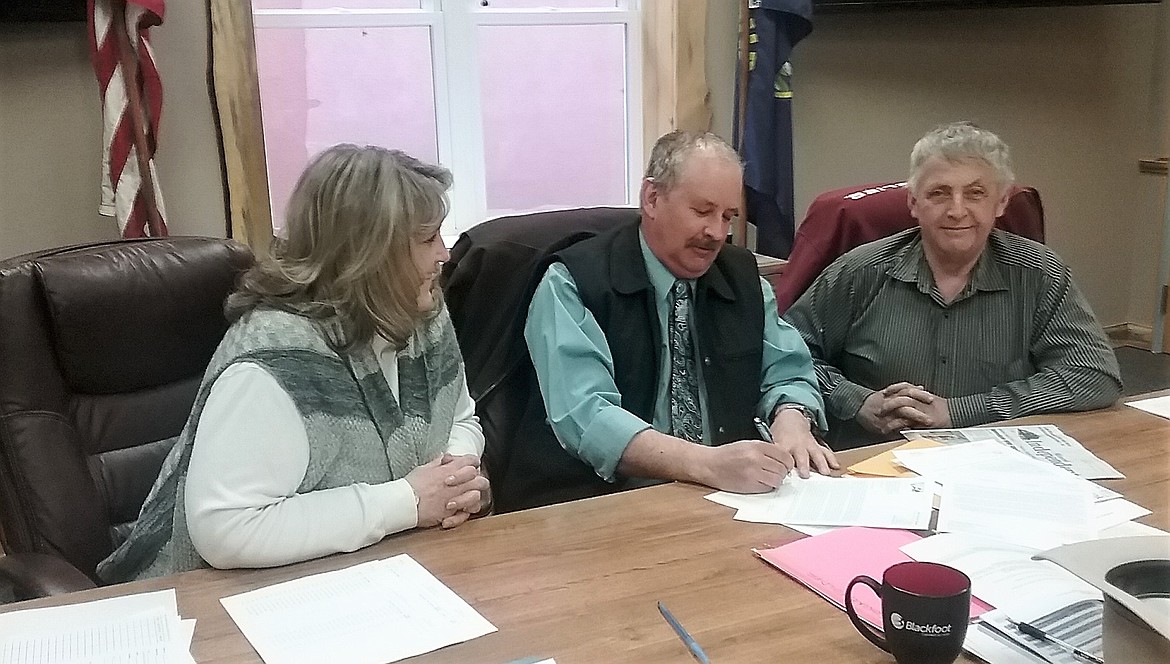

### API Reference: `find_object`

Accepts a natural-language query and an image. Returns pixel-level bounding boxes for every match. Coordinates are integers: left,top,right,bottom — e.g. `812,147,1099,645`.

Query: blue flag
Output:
735,0,812,258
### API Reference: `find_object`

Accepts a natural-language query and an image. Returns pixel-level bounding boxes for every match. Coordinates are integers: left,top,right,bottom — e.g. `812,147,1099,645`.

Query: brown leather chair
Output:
0,237,253,600
774,181,1045,314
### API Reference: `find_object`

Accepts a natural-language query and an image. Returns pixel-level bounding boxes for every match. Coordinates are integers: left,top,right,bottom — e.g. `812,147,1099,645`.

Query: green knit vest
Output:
97,307,463,582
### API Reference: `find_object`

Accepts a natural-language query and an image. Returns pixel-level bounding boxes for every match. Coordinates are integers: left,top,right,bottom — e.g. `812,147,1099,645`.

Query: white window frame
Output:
251,1,643,236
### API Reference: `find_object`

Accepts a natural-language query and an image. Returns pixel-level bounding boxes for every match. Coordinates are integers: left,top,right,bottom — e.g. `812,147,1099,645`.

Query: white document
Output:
936,472,1095,550
901,533,1100,622
903,425,1123,479
966,610,1093,664
1126,393,1170,420
964,624,1047,664
1093,497,1152,531
893,440,1119,503
704,490,769,512
0,589,192,664
1096,519,1166,539
0,588,178,632
177,620,197,664
705,491,842,535
726,474,933,529
777,523,841,537
220,555,496,664
977,607,1102,664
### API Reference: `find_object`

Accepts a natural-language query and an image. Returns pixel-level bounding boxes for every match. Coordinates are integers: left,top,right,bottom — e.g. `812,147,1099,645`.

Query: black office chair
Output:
442,207,635,512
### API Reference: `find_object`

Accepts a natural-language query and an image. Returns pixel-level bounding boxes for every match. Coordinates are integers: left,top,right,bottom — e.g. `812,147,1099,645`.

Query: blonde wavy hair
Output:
226,144,452,350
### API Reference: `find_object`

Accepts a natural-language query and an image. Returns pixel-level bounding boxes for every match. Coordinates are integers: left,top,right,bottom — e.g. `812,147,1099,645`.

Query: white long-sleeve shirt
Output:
184,335,484,569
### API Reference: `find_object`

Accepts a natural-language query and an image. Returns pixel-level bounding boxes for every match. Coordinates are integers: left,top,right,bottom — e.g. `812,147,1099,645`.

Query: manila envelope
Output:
846,438,944,478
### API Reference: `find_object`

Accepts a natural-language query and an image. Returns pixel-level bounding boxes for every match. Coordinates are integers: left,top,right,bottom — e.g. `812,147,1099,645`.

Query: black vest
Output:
498,222,764,511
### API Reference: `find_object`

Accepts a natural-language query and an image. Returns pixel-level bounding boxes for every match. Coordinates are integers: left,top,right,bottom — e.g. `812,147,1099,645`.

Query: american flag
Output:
87,0,168,238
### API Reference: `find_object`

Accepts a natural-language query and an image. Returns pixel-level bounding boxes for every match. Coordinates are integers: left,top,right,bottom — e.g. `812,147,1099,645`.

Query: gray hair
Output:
644,130,742,194
227,144,452,350
908,122,1014,193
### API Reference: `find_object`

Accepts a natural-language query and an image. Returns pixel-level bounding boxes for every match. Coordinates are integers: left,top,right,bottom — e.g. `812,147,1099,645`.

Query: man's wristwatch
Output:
772,402,816,425
771,402,828,442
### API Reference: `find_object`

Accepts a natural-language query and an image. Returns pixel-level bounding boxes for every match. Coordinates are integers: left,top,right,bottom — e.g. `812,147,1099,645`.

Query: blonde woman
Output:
99,145,488,582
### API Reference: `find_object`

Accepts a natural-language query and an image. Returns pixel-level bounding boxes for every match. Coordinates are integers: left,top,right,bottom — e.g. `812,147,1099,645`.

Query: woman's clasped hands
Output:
406,453,491,530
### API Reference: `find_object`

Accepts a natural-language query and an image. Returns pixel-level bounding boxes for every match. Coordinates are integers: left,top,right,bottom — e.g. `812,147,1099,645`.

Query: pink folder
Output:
755,527,991,628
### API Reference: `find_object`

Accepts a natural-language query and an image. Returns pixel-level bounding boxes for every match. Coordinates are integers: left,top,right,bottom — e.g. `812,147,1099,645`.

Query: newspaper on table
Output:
902,425,1123,480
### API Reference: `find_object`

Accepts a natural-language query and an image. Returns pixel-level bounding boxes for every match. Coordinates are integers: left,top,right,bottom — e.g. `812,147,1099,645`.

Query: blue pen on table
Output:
752,416,774,443
657,601,711,664
1015,621,1103,664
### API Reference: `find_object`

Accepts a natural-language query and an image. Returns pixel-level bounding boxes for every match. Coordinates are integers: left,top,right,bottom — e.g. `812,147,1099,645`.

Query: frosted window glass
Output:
254,26,438,231
478,23,628,217
477,1,619,8
253,1,421,10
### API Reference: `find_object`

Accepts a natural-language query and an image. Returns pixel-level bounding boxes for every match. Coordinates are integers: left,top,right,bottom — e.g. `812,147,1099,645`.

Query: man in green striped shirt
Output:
784,122,1122,449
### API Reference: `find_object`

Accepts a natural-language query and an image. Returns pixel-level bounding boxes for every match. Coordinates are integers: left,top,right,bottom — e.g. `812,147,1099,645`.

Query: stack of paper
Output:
710,420,1161,664
900,533,1099,621
902,425,1122,479
893,440,1147,550
0,588,194,663
706,426,1153,550
706,473,934,530
220,554,496,664
902,524,1168,663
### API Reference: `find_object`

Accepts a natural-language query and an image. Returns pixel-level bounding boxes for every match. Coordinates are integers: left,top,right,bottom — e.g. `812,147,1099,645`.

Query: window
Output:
209,0,702,256
250,0,642,237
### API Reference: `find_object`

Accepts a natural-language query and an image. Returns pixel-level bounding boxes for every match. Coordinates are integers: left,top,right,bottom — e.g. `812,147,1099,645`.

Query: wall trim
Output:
1104,323,1154,350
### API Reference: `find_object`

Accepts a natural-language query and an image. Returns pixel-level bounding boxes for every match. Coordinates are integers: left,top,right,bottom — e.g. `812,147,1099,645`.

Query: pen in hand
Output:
1015,621,1103,664
753,416,774,443
754,417,795,479
657,601,711,664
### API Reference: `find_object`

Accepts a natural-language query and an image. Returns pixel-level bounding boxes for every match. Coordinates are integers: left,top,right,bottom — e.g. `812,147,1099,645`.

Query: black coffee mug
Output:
845,561,971,664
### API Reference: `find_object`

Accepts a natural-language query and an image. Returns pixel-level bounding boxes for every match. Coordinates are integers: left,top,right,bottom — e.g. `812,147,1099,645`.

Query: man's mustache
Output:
687,239,722,251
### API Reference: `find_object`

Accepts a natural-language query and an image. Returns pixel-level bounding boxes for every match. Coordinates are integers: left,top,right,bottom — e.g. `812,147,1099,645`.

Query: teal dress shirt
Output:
524,231,826,482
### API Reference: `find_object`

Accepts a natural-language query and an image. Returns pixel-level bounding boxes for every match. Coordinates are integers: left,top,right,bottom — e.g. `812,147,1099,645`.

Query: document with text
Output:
902,425,1122,479
0,589,194,664
717,474,934,529
220,555,496,664
893,440,1120,503
901,532,1100,622
935,472,1096,550
967,603,1104,664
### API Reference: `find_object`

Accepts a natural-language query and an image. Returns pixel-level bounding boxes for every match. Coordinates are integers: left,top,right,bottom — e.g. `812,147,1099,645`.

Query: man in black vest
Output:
520,130,836,508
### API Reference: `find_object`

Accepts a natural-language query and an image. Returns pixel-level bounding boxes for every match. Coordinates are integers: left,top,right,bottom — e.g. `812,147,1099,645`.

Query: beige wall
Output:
6,4,1165,327
0,1,227,260
707,3,1169,328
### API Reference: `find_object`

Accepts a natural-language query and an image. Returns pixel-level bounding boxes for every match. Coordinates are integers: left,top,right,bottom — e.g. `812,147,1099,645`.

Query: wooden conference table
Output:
3,394,1168,663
